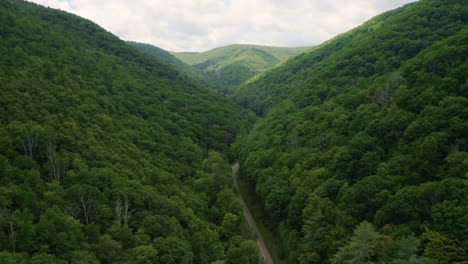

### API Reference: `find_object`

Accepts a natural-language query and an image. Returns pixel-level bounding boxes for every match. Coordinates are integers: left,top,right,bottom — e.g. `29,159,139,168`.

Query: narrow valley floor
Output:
232,162,275,264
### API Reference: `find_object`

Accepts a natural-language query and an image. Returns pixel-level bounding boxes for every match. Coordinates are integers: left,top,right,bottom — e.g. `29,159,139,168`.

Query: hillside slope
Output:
172,44,312,94
232,0,467,263
0,0,257,263
127,41,214,89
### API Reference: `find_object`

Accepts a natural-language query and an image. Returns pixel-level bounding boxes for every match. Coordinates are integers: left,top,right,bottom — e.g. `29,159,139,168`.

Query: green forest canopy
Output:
0,0,467,263
0,0,257,263
232,0,467,263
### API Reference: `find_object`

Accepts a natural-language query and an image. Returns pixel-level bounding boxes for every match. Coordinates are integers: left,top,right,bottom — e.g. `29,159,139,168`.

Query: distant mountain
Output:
172,44,312,94
232,0,467,263
127,41,214,89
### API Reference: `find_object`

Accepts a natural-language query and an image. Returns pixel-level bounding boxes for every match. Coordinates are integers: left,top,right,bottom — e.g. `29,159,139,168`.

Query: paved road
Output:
232,162,274,264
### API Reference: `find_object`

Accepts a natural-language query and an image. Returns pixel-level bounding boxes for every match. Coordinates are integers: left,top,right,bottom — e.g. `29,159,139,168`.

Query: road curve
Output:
232,162,274,264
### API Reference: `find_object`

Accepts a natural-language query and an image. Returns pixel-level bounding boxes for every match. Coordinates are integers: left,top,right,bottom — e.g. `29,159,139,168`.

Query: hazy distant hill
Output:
172,44,312,93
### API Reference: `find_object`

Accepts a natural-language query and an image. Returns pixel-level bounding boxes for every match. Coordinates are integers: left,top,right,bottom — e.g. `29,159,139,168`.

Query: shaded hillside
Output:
0,0,258,263
232,0,467,263
127,41,214,89
172,44,312,94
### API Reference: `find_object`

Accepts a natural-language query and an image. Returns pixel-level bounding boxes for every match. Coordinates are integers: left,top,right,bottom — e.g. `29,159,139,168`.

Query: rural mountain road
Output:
232,162,274,264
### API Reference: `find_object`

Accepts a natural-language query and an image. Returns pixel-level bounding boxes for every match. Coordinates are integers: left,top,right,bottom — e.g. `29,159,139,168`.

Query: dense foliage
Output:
0,0,258,263
127,41,214,90
172,44,312,94
2,0,467,263
232,0,467,263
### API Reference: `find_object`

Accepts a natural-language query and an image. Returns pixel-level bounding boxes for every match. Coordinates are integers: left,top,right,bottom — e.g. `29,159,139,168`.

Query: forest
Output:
232,0,467,263
0,0,467,263
0,0,257,263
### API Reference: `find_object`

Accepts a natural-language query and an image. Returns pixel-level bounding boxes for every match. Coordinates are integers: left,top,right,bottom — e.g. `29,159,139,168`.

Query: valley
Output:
0,0,466,263
232,162,274,264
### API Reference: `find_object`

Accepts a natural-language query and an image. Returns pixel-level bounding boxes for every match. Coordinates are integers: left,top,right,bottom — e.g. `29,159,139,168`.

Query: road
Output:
232,162,274,264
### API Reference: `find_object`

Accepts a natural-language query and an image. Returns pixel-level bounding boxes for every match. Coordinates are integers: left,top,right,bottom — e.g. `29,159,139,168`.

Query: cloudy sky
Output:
29,0,417,52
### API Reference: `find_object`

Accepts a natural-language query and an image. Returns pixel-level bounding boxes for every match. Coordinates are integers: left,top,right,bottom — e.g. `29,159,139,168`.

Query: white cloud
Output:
28,0,417,52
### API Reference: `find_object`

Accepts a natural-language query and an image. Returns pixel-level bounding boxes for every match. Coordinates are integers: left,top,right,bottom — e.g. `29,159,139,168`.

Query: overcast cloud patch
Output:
29,0,417,52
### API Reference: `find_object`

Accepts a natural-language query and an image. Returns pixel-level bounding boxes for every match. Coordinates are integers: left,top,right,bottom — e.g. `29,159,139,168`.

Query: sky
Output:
28,0,417,52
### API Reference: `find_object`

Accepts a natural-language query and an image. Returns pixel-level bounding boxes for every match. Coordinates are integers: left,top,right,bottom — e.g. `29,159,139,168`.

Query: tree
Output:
46,143,62,182
0,208,16,252
153,236,193,264
140,214,183,239
212,188,242,224
12,209,36,253
374,72,404,107
94,234,123,264
67,185,99,225
35,207,85,255
220,213,241,239
114,195,131,227
191,229,225,264
331,221,384,264
226,240,259,264
264,180,289,222
302,195,351,261
128,245,159,264
422,229,466,264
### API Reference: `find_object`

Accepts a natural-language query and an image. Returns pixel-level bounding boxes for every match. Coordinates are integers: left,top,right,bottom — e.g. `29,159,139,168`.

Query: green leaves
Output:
153,236,193,264
331,221,382,264
232,1,467,263
332,222,425,264
0,0,252,263
226,240,259,264
421,229,467,264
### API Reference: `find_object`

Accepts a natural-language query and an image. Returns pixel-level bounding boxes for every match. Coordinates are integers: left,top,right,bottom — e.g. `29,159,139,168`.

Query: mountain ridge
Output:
232,0,467,263
171,44,313,94
0,1,257,263
127,41,214,89
172,44,313,63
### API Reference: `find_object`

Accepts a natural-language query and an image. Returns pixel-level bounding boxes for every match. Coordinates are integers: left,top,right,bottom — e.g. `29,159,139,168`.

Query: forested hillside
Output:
2,0,467,263
127,41,214,90
172,44,312,94
0,0,258,263
232,0,468,263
